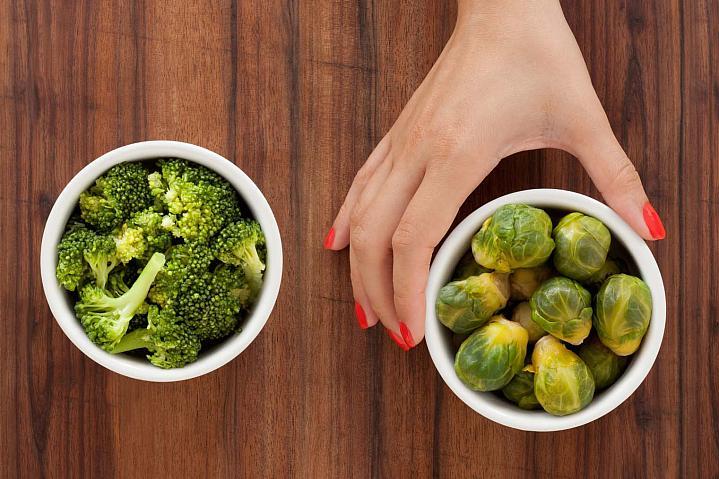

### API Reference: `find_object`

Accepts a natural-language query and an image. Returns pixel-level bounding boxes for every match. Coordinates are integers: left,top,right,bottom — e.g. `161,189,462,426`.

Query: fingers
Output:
350,167,425,335
326,135,392,250
570,106,665,241
393,159,496,347
349,246,380,330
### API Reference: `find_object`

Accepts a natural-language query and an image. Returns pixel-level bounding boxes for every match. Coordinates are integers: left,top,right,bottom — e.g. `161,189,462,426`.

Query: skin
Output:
326,0,659,347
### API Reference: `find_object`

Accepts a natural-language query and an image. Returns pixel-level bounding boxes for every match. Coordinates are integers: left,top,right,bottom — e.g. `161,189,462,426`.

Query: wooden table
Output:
2,1,717,477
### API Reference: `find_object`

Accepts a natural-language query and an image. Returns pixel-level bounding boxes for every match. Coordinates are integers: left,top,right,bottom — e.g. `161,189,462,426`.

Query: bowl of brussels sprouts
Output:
41,141,283,381
425,189,665,431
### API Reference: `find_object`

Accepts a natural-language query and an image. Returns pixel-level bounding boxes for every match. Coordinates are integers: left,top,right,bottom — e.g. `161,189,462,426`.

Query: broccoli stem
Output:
111,328,151,353
113,252,166,317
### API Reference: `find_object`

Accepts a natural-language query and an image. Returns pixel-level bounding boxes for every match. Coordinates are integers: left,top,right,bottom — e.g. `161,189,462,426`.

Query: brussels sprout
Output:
530,277,592,345
584,258,622,287
552,212,611,281
452,251,490,281
512,301,546,343
576,335,628,390
594,274,652,356
436,272,510,334
532,335,595,416
510,265,554,300
472,204,555,272
454,316,528,391
502,370,541,410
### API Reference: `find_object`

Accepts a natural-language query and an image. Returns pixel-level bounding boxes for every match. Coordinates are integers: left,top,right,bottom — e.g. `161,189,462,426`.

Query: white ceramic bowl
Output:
425,189,666,431
41,141,283,382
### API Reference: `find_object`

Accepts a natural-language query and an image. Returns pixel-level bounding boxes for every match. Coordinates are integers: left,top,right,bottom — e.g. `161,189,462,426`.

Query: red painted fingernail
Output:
399,322,415,348
643,202,666,240
354,301,368,329
387,329,409,351
323,228,335,249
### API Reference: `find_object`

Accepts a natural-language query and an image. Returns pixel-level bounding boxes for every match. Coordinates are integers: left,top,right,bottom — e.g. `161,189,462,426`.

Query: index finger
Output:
392,159,494,347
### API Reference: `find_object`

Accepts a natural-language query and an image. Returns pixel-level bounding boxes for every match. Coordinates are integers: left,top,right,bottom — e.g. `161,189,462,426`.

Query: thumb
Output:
570,117,665,241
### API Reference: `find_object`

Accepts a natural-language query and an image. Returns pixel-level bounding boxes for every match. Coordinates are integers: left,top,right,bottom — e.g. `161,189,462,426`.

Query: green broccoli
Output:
56,222,94,291
75,252,165,351
172,267,245,341
214,220,266,298
150,159,242,242
83,232,119,289
148,242,213,307
79,162,153,231
111,306,200,369
113,209,173,263
57,222,119,290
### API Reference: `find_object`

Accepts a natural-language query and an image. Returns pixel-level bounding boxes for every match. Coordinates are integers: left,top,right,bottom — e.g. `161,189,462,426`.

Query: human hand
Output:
324,0,666,350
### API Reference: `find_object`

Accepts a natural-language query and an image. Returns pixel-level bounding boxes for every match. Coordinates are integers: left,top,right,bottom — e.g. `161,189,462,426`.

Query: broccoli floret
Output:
56,222,94,291
150,159,242,242
214,220,266,298
172,267,244,341
79,162,153,231
57,222,119,290
214,264,252,308
75,252,165,351
113,209,173,263
83,233,119,289
111,306,200,369
148,242,213,307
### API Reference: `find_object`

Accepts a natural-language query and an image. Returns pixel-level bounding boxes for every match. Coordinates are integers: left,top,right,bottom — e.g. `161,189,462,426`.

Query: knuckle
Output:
350,221,371,252
392,221,420,251
603,160,642,194
353,166,371,186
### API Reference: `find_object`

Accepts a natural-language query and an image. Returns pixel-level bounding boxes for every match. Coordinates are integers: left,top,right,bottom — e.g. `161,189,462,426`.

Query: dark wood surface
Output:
1,1,717,477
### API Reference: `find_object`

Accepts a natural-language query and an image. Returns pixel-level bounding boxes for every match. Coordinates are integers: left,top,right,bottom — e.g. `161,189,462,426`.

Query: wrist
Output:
456,0,565,35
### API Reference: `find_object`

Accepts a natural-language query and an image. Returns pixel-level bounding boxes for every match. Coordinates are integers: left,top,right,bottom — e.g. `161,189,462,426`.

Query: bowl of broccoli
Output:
41,141,283,381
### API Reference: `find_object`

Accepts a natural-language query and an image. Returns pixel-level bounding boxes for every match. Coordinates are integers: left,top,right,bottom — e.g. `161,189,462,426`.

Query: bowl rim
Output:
40,140,283,382
424,188,666,431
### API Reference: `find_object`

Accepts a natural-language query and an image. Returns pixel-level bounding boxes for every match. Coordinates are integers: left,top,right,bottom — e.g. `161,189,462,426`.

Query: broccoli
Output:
214,220,266,298
83,232,119,290
113,209,173,263
111,306,200,369
150,159,242,242
79,162,153,232
172,267,245,341
57,222,119,290
75,252,165,351
56,222,94,291
148,242,213,307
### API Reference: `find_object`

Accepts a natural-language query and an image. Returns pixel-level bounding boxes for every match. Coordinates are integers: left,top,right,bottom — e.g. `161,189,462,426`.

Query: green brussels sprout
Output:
436,272,510,334
552,212,611,281
512,301,546,343
576,335,628,390
454,316,528,391
532,335,595,416
452,251,490,281
471,204,555,272
584,258,622,287
502,370,541,410
594,274,652,356
530,277,592,345
510,265,554,301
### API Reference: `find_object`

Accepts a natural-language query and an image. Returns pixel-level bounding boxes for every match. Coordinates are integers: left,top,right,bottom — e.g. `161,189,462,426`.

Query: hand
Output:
324,0,666,350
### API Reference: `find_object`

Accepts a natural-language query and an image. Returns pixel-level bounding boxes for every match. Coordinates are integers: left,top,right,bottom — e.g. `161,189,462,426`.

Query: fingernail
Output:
643,202,666,240
399,322,415,348
387,329,409,351
354,301,368,329
323,228,335,249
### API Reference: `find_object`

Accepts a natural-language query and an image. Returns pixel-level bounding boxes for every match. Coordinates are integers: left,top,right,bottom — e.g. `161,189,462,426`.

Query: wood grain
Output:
1,0,717,477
